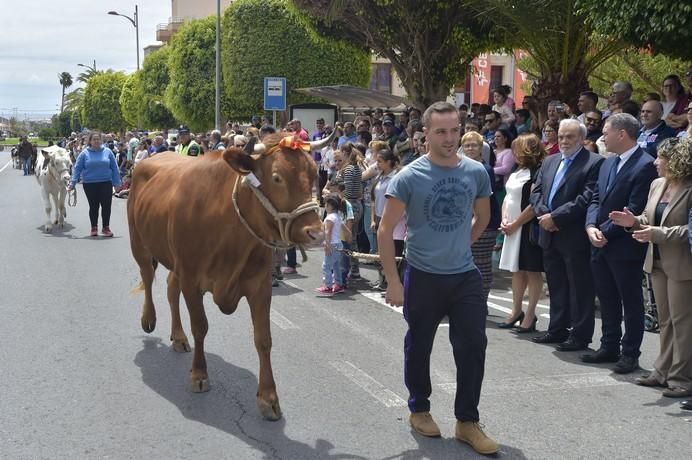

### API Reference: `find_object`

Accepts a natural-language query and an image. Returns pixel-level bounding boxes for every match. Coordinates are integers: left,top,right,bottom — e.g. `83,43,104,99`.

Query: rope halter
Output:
231,135,324,250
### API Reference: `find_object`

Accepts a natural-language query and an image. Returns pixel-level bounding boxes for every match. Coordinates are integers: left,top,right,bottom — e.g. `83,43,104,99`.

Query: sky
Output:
0,0,170,120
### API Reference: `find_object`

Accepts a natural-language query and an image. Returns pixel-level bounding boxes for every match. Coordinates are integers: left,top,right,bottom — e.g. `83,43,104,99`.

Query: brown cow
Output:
127,132,332,420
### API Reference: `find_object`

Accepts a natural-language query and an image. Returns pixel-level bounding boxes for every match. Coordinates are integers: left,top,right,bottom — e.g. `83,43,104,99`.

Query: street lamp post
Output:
215,0,221,130
108,5,140,71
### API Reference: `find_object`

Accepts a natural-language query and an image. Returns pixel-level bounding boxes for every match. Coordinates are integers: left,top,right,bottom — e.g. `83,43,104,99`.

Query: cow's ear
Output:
223,148,255,175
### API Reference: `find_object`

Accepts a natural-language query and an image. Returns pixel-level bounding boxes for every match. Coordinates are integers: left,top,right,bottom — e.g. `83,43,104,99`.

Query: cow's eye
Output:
272,174,283,184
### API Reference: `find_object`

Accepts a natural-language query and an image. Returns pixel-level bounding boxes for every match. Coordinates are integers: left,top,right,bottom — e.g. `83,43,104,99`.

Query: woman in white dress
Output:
498,134,546,331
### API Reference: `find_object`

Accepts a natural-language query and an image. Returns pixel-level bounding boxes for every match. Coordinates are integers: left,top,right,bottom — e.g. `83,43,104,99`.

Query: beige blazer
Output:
633,177,692,280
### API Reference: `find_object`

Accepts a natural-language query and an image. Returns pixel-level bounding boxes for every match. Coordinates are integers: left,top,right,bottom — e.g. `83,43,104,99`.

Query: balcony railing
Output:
156,17,185,43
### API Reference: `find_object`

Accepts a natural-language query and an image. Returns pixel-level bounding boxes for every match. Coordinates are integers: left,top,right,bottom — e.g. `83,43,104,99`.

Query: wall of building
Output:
172,0,234,20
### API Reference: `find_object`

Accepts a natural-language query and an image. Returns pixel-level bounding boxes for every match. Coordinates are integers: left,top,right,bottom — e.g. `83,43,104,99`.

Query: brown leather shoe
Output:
634,374,666,388
409,412,441,437
455,421,499,455
662,387,692,398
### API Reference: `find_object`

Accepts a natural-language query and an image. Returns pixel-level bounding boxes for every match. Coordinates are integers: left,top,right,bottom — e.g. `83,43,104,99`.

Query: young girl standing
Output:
316,194,346,295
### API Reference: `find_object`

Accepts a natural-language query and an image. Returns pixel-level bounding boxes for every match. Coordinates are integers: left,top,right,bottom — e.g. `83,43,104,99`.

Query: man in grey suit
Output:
530,119,604,351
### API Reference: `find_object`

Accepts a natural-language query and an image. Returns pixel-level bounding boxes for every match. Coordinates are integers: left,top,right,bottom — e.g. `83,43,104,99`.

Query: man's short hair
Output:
620,100,641,117
559,118,587,139
580,91,599,106
612,81,633,95
259,125,277,137
210,130,222,141
586,109,603,120
459,104,469,111
422,101,458,127
642,100,664,116
604,113,640,140
516,108,530,120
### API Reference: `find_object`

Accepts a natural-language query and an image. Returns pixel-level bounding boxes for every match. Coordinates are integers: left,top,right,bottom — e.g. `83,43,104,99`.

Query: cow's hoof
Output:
171,338,191,353
141,317,156,333
45,225,52,233
257,398,282,421
190,376,210,393
53,219,58,225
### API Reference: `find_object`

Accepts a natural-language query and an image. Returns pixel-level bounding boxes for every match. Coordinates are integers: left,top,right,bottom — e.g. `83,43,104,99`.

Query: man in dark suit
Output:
530,119,604,351
583,113,658,373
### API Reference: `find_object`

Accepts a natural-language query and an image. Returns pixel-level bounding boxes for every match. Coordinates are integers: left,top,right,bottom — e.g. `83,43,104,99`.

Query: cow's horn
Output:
307,128,337,151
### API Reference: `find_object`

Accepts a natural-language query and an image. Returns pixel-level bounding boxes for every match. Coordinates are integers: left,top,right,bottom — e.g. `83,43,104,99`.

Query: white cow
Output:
35,145,72,232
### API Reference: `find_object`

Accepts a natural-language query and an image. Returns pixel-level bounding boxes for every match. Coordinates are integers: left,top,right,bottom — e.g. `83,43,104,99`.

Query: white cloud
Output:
0,0,170,117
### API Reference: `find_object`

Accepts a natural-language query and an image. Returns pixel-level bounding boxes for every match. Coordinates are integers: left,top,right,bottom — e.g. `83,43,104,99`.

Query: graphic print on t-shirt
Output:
423,176,473,233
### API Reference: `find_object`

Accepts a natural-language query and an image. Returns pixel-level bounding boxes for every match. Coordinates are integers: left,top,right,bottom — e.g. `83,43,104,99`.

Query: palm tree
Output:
469,0,624,121
62,88,84,113
58,72,73,113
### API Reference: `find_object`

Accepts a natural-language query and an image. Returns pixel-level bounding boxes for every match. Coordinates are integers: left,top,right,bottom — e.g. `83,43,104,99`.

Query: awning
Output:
295,85,408,110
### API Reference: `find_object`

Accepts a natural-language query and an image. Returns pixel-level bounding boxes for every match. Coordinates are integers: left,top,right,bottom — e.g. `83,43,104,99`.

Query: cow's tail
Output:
131,258,159,294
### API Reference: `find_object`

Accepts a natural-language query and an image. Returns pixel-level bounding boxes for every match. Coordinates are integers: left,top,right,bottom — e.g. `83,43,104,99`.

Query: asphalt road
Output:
1,151,690,459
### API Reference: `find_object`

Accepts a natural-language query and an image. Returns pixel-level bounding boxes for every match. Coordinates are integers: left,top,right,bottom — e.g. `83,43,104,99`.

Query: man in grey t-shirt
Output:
378,102,497,455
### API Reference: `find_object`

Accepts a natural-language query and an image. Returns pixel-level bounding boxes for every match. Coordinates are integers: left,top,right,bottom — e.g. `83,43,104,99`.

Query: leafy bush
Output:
222,0,371,119
81,72,127,133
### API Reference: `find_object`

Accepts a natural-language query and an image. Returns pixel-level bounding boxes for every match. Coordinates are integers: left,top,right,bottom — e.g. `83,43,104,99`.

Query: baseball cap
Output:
382,117,395,126
178,125,190,135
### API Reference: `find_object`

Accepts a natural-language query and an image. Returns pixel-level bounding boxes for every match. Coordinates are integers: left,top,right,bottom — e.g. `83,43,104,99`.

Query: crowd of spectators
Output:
45,69,691,410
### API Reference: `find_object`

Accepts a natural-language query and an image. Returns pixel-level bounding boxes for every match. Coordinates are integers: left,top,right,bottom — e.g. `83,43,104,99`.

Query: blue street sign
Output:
264,77,287,111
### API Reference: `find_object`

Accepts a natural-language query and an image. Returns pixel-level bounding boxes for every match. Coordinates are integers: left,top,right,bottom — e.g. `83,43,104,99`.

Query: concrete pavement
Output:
1,150,689,459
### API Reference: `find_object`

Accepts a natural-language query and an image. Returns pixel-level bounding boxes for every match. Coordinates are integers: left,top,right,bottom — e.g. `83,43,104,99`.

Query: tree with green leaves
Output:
63,88,84,113
120,72,145,128
222,0,371,119
469,0,623,119
165,17,216,132
77,68,102,84
81,72,127,133
52,111,73,137
589,49,690,102
291,0,495,109
577,0,691,61
139,46,177,129
58,72,73,113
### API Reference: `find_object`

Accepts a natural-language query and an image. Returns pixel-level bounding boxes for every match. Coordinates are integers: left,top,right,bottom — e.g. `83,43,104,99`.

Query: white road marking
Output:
438,371,634,396
0,159,12,173
270,310,299,330
487,301,513,315
330,360,407,408
487,293,550,310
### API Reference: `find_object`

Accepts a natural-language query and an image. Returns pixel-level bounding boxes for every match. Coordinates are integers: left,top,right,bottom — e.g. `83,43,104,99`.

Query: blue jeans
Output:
341,240,352,282
322,242,343,288
363,203,377,254
22,157,31,175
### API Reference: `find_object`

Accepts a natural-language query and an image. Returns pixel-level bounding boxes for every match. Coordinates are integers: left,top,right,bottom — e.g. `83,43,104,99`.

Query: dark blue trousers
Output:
403,264,487,422
591,256,645,358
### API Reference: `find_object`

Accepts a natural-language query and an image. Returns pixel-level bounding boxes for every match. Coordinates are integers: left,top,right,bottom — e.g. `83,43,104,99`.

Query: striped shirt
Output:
341,165,362,200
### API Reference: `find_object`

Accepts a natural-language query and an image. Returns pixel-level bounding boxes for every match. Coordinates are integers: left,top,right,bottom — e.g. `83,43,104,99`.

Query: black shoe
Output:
498,311,525,329
532,332,569,344
274,267,284,280
555,339,589,352
612,356,639,374
681,400,692,410
580,348,621,363
514,316,538,333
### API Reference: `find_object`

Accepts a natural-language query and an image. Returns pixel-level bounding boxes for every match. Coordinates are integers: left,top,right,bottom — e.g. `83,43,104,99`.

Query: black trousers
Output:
403,264,487,422
543,246,595,343
82,181,113,228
